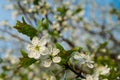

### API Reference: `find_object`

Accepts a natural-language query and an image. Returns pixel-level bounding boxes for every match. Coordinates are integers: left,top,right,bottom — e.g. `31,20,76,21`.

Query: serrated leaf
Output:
14,19,37,40
19,57,37,68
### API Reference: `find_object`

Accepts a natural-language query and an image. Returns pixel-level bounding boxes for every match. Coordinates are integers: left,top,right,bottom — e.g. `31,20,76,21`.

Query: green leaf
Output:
97,41,108,52
56,43,82,66
61,47,82,63
49,31,59,39
57,5,68,16
72,7,82,15
14,19,37,40
19,57,37,68
37,18,49,32
20,50,28,58
56,43,65,52
19,50,37,68
33,0,39,5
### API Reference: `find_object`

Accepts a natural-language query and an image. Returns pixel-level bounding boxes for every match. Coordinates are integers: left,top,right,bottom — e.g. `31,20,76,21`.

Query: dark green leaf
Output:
72,7,82,15
33,0,39,5
14,20,37,40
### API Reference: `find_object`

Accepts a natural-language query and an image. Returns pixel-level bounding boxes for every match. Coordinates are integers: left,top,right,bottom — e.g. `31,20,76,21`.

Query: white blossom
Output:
50,48,61,63
74,52,94,68
43,48,61,67
82,74,99,80
96,65,110,75
27,36,48,59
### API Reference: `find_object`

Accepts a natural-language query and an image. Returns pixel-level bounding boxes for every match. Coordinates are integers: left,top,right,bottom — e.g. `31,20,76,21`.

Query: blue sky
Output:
0,1,11,22
0,0,120,57
0,0,120,25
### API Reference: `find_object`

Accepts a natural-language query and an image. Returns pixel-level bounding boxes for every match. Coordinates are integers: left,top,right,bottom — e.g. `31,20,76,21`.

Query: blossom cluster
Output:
82,65,110,80
26,36,61,67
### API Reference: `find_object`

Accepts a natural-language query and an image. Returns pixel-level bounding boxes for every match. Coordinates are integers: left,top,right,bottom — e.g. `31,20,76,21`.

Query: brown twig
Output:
0,28,31,44
17,1,33,26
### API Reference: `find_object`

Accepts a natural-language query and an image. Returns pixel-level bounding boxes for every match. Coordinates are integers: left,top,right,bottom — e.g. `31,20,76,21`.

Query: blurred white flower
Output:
42,73,56,80
82,74,99,80
96,65,110,75
74,52,94,68
117,55,120,60
0,20,8,26
27,36,48,59
43,59,52,67
48,76,56,80
52,22,60,30
12,11,19,19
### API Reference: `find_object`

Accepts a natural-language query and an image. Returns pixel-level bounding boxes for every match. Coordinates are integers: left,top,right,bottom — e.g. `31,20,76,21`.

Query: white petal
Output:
43,59,52,67
40,47,49,55
74,54,80,60
28,52,40,59
87,63,94,68
52,48,60,56
26,44,32,50
34,53,41,59
32,37,39,45
40,46,47,52
39,37,47,46
52,56,61,63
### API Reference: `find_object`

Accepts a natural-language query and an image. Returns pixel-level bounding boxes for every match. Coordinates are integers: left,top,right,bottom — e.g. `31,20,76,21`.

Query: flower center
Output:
35,45,40,51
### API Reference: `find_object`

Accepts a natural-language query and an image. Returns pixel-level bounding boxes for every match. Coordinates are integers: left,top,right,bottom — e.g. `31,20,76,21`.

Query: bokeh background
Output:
0,0,120,76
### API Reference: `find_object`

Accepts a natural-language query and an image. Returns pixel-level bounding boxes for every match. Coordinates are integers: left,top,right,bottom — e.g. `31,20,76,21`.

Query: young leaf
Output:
97,41,108,52
56,43,65,52
57,5,68,16
19,50,37,68
20,50,28,58
72,7,82,15
19,57,37,68
14,20,37,40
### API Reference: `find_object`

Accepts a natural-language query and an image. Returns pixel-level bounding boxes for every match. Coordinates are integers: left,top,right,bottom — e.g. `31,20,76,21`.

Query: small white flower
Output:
26,36,48,59
51,48,60,56
42,48,61,67
50,48,61,63
117,55,120,60
74,53,94,68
